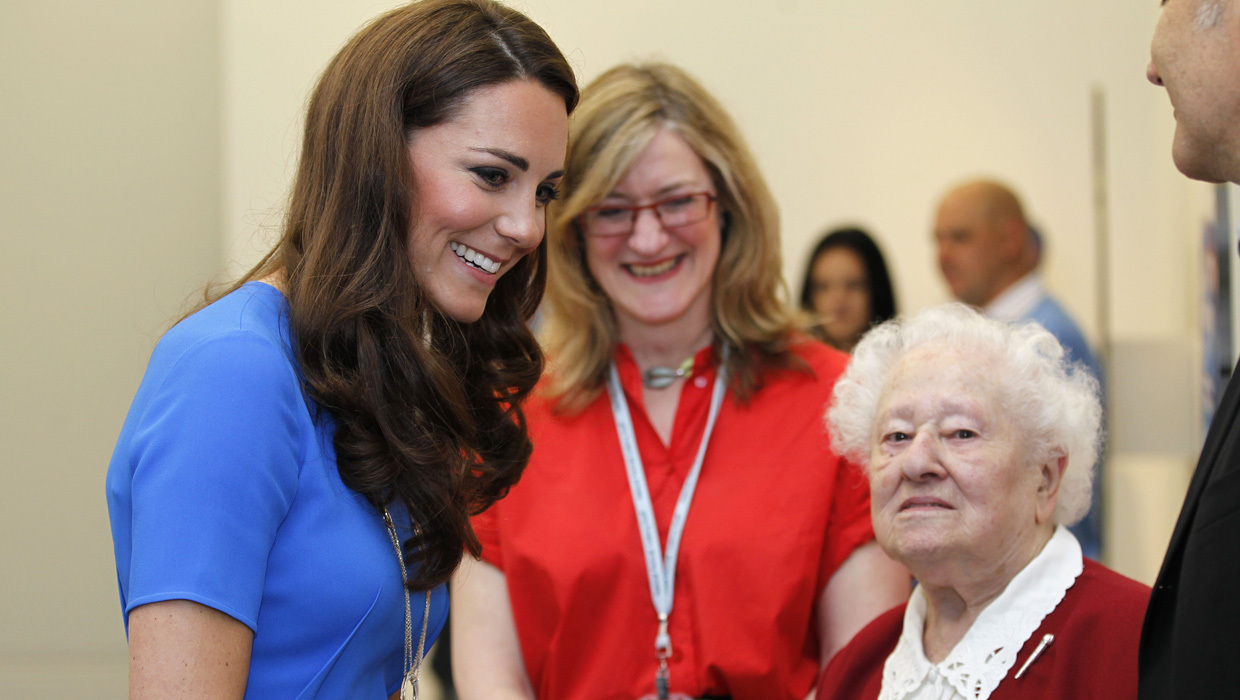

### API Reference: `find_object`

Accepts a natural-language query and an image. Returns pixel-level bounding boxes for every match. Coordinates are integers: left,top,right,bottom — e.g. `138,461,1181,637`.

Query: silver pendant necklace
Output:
641,355,696,389
383,506,431,700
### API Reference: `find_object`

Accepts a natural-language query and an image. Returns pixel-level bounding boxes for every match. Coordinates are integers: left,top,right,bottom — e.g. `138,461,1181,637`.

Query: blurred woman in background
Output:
799,227,896,352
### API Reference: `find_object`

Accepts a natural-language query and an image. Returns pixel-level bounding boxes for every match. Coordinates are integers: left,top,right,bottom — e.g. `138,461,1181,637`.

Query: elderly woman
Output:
451,62,909,700
816,304,1148,699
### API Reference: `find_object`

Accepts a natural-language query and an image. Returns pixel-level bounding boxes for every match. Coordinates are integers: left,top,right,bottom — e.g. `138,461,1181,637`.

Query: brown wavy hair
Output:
541,62,802,413
208,0,577,590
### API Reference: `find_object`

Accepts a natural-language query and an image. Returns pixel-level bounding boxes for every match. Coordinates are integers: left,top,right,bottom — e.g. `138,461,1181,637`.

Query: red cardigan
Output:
816,559,1150,699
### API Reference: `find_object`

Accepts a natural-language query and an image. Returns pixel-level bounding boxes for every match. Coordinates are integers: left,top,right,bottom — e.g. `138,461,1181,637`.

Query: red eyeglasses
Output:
579,192,717,237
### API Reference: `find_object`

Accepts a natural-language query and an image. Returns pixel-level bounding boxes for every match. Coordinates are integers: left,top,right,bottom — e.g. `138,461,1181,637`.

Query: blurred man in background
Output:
933,178,1104,559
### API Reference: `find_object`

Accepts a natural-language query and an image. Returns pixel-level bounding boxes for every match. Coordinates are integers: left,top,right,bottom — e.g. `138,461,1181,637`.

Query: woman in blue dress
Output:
105,1,577,696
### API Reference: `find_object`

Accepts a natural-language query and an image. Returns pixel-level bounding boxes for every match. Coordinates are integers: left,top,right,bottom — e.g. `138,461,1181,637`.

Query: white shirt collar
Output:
879,526,1083,700
983,272,1045,323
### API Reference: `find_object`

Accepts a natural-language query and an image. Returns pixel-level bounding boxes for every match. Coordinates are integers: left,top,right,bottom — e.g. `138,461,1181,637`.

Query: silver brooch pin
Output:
1014,633,1055,680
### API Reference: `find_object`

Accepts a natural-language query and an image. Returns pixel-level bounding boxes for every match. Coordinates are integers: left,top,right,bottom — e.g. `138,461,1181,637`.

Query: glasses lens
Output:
583,206,634,236
656,194,710,227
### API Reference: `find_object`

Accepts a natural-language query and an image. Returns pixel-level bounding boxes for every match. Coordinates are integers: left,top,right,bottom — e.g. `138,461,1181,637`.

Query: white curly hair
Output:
826,303,1102,526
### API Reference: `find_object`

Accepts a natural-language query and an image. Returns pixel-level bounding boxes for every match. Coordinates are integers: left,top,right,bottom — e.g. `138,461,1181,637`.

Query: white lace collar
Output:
879,526,1083,700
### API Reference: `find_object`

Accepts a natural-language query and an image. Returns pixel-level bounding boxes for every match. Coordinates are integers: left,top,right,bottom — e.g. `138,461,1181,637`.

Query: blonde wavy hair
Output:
540,62,804,413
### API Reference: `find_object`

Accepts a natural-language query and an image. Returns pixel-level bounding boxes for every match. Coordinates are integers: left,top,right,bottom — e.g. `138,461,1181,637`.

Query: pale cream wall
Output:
0,0,221,696
222,0,1207,578
222,1,1196,339
2,0,1213,694
221,0,400,275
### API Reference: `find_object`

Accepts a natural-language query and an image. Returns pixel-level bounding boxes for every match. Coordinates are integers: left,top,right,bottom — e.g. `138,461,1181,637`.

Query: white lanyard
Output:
606,353,727,698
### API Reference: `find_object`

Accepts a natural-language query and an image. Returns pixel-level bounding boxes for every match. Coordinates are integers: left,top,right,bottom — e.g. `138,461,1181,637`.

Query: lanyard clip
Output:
654,613,672,700
655,614,672,658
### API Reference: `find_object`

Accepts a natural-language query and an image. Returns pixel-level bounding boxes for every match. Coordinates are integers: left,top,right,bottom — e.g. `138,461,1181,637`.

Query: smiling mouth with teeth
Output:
450,241,501,274
625,255,683,278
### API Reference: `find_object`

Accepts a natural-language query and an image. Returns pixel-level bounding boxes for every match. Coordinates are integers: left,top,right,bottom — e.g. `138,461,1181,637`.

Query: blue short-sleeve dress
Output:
106,281,447,699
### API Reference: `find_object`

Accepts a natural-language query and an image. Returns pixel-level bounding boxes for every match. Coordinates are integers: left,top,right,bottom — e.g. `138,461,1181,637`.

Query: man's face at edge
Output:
1148,0,1240,183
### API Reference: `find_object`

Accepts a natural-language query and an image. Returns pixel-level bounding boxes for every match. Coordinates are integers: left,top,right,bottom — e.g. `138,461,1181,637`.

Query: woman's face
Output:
867,346,1058,579
583,128,721,337
405,79,569,323
809,247,871,350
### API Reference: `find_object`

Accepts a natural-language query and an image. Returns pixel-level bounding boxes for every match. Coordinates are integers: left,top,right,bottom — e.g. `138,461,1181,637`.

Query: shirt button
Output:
694,376,707,388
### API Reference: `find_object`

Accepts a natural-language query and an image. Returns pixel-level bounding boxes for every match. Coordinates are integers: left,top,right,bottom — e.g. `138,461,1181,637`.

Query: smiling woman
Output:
406,79,568,322
580,127,722,339
451,62,911,700
104,1,577,698
818,304,1148,700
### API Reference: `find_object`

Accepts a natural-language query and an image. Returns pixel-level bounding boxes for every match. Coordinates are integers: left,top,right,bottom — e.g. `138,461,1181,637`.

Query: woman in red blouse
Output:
451,62,909,700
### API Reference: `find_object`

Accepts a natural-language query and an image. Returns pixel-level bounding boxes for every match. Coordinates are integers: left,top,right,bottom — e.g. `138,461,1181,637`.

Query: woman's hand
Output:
127,599,252,699
451,556,537,700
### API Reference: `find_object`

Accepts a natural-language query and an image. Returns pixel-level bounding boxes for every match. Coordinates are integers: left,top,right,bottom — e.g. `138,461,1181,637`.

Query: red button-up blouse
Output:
474,340,874,700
